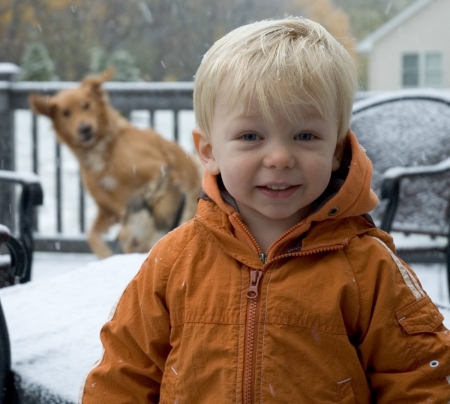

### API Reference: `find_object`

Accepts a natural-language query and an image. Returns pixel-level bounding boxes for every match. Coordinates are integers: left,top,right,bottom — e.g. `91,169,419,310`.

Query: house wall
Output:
368,0,450,91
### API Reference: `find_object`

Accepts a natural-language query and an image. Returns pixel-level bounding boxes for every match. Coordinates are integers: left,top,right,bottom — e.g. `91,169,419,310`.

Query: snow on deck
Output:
0,253,146,403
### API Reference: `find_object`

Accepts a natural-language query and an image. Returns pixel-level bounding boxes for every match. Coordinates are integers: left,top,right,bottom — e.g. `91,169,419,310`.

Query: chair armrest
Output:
382,156,450,184
0,170,43,206
0,171,43,283
0,225,27,283
380,157,450,232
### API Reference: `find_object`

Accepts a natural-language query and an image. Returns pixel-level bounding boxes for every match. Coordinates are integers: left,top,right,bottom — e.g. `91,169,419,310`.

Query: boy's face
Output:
193,92,343,233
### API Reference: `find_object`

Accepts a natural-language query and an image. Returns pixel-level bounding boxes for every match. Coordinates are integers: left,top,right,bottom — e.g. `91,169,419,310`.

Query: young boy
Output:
81,17,450,403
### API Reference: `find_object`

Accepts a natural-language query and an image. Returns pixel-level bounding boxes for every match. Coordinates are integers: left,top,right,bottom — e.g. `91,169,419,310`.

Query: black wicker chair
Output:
0,225,27,404
0,296,11,404
0,170,43,403
0,170,43,286
351,89,450,295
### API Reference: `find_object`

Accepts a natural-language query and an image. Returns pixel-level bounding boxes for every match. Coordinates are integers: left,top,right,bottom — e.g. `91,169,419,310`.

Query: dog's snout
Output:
79,123,93,135
78,123,95,144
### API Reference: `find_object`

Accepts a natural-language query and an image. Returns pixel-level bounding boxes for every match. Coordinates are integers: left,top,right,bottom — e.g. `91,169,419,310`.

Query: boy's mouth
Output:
265,185,291,191
257,184,300,198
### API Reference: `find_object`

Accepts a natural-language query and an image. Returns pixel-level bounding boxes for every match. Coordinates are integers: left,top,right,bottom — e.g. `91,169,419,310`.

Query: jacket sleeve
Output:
348,235,450,403
80,252,172,404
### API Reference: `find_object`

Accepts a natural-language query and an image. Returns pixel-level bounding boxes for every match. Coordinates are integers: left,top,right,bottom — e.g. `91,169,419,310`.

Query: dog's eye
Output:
82,102,90,110
62,109,71,117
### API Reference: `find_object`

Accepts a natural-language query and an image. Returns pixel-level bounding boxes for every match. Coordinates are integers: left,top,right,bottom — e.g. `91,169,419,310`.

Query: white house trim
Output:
357,0,435,53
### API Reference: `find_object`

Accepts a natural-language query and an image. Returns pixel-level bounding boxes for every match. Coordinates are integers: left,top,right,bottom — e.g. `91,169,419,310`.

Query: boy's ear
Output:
192,128,220,175
332,138,345,172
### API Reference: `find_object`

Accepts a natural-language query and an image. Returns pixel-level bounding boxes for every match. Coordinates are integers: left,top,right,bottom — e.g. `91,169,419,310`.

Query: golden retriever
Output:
29,70,201,258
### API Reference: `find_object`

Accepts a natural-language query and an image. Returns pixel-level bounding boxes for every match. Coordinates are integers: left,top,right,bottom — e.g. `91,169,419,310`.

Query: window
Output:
424,52,443,87
402,52,444,88
402,54,419,87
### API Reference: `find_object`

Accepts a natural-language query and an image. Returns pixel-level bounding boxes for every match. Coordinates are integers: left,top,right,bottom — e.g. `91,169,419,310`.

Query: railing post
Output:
0,63,20,232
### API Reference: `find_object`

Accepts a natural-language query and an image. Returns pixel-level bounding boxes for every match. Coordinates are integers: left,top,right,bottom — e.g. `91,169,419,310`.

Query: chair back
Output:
351,90,450,237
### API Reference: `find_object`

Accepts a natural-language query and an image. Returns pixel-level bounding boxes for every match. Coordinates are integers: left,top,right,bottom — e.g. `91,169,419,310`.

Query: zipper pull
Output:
246,270,263,299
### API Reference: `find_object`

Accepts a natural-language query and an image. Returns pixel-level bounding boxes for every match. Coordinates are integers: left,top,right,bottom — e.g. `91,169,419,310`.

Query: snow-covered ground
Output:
0,252,146,403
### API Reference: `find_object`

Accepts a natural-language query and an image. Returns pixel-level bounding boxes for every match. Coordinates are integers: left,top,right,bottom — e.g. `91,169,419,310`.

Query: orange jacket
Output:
80,131,450,403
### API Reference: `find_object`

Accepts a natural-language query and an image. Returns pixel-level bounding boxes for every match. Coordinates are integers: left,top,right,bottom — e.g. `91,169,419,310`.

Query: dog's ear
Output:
81,68,115,93
102,67,115,81
28,93,55,117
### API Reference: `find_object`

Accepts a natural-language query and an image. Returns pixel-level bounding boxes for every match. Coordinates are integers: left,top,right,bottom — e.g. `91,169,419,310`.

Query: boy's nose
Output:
263,144,295,170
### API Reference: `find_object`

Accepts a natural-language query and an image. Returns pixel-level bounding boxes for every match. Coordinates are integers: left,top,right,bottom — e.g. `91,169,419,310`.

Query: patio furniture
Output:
0,170,43,286
351,89,450,294
0,297,11,404
0,225,26,404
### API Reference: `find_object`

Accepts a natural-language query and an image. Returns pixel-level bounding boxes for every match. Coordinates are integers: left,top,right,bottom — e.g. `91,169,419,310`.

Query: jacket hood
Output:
307,130,378,223
196,130,379,259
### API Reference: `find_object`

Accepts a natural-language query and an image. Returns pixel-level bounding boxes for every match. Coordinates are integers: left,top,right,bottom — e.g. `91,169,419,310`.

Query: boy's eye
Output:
296,132,314,141
242,133,260,141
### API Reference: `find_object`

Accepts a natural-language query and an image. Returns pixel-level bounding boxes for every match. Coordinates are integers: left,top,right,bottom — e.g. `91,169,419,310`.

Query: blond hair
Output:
193,17,357,141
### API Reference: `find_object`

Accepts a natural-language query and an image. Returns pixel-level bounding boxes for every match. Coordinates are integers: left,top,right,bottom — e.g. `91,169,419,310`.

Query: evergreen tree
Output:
89,46,109,74
89,47,142,81
108,50,142,82
19,42,56,81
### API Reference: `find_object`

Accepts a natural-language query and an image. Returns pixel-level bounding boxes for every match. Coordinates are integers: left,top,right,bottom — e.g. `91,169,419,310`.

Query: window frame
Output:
401,51,444,88
402,53,420,88
424,52,443,87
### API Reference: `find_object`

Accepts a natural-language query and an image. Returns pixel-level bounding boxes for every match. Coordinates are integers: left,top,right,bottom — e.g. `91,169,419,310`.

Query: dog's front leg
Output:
88,209,117,259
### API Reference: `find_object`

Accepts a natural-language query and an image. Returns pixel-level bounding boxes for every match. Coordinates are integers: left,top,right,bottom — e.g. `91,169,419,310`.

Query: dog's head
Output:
28,68,115,150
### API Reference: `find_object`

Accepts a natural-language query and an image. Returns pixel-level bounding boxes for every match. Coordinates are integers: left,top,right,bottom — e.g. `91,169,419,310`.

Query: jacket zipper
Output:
232,215,346,402
243,256,265,404
241,247,342,403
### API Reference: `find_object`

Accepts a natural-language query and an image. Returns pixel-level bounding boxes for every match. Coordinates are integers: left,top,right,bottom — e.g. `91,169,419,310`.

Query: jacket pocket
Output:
336,377,355,404
396,295,450,379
